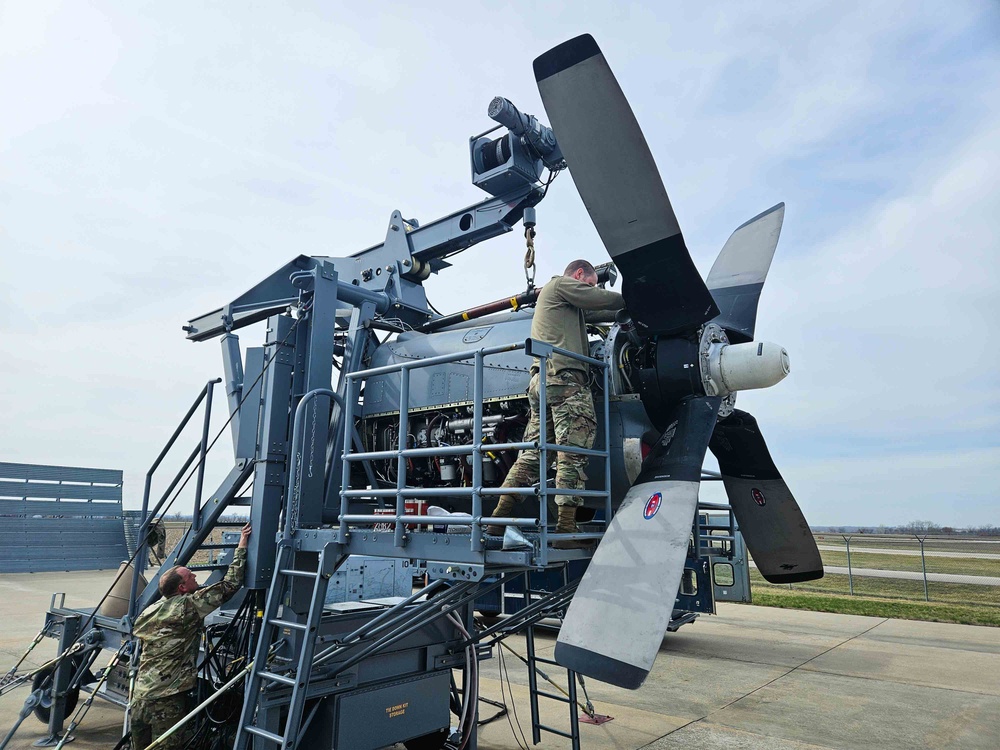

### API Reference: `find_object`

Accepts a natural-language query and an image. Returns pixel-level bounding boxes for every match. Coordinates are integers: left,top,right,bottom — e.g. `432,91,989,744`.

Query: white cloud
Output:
758,120,1000,436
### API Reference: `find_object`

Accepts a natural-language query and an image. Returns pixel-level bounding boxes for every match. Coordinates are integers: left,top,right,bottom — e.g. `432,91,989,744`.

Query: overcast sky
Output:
1,1,997,527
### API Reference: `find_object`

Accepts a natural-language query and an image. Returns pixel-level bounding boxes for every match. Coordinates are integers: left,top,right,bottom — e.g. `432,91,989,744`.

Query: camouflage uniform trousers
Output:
147,520,167,565
500,370,597,508
130,691,193,750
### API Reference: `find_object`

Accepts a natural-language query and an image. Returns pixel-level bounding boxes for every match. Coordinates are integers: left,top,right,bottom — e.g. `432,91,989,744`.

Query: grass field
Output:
749,585,1000,627
752,568,999,605
745,533,1000,622
817,549,1000,578
751,567,1000,628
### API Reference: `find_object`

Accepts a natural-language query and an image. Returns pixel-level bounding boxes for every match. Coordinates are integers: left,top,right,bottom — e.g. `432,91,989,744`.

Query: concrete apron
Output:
2,571,999,750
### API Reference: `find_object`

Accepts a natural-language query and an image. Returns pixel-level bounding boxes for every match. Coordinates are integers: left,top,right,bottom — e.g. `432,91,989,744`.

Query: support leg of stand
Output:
34,615,82,747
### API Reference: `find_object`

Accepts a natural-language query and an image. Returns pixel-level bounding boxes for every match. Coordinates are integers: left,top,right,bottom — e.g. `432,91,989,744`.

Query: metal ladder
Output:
523,569,582,750
234,541,340,749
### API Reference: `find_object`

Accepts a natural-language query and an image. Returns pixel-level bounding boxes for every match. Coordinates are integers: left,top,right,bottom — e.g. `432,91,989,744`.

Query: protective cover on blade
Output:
554,396,721,689
533,35,718,336
709,410,823,583
706,203,785,343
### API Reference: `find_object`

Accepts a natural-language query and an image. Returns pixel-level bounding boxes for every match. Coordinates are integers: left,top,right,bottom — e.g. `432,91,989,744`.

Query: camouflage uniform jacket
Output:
531,276,624,379
131,548,247,701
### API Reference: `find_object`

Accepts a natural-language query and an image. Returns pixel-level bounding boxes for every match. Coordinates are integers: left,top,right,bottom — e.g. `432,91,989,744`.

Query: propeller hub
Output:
698,323,737,417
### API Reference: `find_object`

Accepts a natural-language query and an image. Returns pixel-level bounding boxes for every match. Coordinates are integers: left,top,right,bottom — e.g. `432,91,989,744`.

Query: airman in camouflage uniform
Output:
489,260,624,546
129,523,251,750
147,519,167,565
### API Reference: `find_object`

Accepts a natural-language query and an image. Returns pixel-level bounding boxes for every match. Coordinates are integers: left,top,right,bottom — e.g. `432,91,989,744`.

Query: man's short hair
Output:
564,259,597,278
159,566,184,597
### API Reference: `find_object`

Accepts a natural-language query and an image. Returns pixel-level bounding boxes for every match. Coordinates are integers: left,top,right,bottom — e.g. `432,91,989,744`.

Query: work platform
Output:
2,572,997,750
0,314,742,750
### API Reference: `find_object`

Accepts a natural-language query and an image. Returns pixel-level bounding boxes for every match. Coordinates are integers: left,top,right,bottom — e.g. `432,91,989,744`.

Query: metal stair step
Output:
269,618,307,631
538,724,574,740
258,670,296,686
533,655,561,667
535,689,571,704
245,725,285,743
278,568,319,578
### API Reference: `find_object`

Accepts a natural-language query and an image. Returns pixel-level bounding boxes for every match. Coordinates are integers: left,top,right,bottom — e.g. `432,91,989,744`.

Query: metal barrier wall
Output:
0,462,127,572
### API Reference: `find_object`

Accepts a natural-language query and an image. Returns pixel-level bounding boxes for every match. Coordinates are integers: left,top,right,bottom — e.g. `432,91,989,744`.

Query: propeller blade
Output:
533,35,719,336
706,203,785,343
709,410,823,583
555,396,721,689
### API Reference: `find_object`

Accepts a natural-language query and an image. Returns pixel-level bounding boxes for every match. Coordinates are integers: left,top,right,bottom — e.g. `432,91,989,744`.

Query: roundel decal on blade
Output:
751,488,766,507
643,492,662,520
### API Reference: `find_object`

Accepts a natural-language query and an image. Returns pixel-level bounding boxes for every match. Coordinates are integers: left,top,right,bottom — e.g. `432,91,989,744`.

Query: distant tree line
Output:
818,520,1000,536
164,511,249,523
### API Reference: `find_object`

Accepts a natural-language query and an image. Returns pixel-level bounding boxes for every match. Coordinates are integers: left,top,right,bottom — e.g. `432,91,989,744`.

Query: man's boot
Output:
486,495,516,536
553,505,596,549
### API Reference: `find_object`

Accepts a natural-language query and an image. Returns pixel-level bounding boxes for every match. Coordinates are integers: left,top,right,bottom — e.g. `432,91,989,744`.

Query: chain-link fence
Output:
752,534,1000,608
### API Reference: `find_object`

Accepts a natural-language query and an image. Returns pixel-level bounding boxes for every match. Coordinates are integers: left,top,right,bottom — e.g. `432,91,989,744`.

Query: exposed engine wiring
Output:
618,341,635,392
374,316,414,332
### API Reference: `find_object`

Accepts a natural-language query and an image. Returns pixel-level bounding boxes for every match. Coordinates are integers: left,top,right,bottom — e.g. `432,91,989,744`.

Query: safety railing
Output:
127,378,221,620
336,338,612,562
696,492,737,561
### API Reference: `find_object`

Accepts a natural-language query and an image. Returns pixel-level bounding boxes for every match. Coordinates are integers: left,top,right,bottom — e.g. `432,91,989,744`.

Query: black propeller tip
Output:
533,34,601,82
554,642,648,690
765,569,825,584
